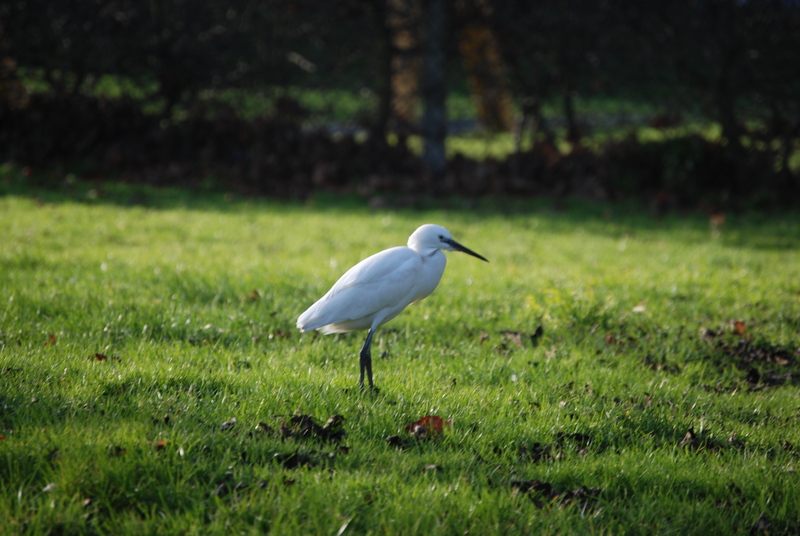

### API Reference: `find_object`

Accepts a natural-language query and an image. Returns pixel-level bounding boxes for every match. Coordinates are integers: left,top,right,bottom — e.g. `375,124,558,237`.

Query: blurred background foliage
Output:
1,0,799,207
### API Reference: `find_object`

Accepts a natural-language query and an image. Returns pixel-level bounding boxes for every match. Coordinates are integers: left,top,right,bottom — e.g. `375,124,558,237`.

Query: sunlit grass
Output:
1,179,800,534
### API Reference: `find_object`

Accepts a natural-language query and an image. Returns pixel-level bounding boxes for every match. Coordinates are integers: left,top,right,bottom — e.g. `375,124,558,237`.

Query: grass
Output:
1,179,800,534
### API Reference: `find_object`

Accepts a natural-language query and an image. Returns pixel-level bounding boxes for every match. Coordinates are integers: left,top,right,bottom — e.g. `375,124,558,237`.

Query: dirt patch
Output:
702,327,799,390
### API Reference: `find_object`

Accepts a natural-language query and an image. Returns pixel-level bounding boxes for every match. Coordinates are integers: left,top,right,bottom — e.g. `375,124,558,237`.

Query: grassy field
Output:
1,182,799,534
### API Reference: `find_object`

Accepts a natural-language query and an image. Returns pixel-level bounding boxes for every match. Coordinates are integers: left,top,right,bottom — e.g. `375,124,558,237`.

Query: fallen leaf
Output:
404,415,451,437
268,414,346,442
385,435,404,448
679,427,724,451
257,422,276,435
408,423,428,438
494,342,510,355
279,424,293,439
155,440,166,451
45,333,56,345
90,353,121,362
323,415,345,429
715,338,795,388
531,324,544,345
732,321,747,335
746,367,760,385
701,328,718,340
221,418,237,431
500,330,523,347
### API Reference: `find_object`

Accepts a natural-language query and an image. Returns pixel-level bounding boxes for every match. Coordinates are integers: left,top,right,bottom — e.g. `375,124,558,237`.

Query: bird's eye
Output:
438,234,445,240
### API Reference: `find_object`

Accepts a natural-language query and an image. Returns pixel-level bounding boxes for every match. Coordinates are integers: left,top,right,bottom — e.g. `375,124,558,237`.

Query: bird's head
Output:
408,224,488,262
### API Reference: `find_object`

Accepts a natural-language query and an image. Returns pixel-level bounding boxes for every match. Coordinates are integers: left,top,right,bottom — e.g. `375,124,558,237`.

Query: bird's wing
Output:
298,247,421,332
327,247,416,297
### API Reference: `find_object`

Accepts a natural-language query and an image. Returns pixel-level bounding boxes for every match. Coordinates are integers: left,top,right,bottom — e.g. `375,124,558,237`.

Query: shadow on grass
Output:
3,172,800,251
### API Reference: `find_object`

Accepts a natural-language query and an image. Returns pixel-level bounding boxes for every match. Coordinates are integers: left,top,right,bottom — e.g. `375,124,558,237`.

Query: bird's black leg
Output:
359,328,375,391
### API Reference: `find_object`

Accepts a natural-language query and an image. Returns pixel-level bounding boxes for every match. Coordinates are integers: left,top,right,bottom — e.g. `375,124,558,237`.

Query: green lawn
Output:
1,183,799,534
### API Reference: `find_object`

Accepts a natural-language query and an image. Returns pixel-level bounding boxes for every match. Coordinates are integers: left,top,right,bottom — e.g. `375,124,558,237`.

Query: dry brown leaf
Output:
500,330,523,347
246,289,260,302
404,415,451,437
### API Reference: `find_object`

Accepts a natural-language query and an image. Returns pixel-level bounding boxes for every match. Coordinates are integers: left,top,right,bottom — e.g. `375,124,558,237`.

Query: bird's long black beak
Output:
448,238,489,262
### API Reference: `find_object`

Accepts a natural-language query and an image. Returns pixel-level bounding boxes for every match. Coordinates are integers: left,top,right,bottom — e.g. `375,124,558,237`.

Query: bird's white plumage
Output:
296,223,487,389
297,241,445,334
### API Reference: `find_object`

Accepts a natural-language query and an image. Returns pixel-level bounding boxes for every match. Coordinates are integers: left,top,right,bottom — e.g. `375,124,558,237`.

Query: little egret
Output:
297,224,488,390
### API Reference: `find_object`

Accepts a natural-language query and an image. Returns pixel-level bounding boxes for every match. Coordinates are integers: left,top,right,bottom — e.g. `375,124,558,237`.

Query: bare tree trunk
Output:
388,0,421,136
421,0,447,178
459,22,513,132
563,88,581,145
370,0,393,142
714,53,744,156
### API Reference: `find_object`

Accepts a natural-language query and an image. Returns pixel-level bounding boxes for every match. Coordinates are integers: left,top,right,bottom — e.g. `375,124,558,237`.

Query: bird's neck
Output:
413,249,446,300
413,246,443,259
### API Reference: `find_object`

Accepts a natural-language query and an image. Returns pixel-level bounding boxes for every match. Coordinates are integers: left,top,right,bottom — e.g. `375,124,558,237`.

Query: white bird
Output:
297,224,488,390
